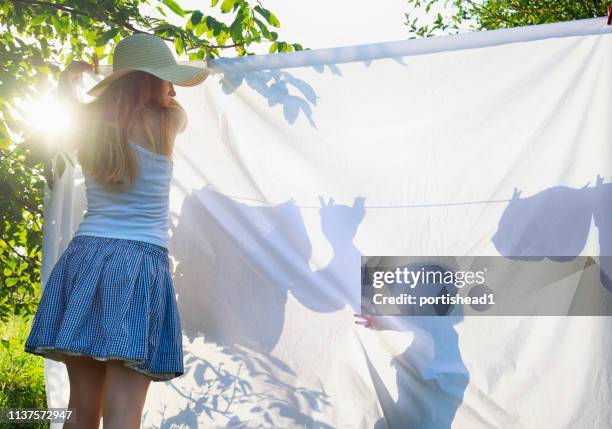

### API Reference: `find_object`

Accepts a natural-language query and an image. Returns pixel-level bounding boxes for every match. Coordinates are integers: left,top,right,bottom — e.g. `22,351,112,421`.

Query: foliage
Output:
0,147,43,324
0,0,302,324
404,0,609,38
0,314,47,429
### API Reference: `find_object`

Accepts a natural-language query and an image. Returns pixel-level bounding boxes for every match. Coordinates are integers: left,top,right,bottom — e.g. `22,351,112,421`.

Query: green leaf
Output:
174,37,184,56
229,8,246,42
211,0,220,6
253,17,271,39
96,28,119,47
195,21,207,37
5,278,18,287
269,41,277,53
28,246,39,258
83,29,97,45
206,16,222,37
162,0,186,17
190,11,203,27
94,44,106,60
215,32,229,45
30,14,46,26
60,15,70,32
51,15,62,34
220,0,237,13
254,6,280,28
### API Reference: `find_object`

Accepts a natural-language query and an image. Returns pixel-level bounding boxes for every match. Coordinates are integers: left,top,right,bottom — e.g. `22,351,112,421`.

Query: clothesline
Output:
204,193,514,209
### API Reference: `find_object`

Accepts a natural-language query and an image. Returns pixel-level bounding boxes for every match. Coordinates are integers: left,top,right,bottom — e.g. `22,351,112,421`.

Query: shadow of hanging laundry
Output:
170,185,312,352
492,175,612,292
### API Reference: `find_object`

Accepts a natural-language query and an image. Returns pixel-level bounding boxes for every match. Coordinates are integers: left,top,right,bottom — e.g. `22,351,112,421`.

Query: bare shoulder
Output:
167,99,188,135
139,104,186,136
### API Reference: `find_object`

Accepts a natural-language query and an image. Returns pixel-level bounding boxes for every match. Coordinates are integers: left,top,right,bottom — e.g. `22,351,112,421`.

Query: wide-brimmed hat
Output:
86,32,209,97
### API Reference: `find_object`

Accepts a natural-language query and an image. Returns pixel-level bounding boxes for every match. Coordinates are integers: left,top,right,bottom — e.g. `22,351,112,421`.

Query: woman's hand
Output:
354,314,379,330
58,60,94,101
61,60,95,82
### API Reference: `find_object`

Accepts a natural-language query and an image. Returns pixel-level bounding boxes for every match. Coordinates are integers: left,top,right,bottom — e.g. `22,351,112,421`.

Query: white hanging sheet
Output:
44,16,612,428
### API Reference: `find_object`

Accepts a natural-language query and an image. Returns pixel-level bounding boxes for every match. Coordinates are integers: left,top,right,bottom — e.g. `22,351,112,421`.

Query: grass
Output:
0,313,49,429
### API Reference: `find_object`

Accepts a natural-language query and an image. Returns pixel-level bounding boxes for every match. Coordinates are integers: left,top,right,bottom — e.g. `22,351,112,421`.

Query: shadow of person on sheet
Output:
168,185,334,427
362,262,468,429
168,185,468,427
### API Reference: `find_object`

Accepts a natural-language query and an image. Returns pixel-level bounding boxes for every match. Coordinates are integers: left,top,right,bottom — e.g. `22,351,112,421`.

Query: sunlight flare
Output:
26,93,71,138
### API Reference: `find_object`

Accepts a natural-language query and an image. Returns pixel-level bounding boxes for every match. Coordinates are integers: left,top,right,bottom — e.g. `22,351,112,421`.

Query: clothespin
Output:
607,5,612,25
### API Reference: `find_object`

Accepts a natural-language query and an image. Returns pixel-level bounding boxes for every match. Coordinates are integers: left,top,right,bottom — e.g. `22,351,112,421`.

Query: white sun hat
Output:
86,32,209,97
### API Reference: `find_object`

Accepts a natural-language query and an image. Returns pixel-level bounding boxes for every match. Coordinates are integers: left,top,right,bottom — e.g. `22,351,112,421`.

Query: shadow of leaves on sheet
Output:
143,345,333,428
210,54,408,128
217,67,318,127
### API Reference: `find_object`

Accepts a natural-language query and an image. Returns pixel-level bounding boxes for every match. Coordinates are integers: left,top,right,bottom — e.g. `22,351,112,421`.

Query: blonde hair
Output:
75,71,179,186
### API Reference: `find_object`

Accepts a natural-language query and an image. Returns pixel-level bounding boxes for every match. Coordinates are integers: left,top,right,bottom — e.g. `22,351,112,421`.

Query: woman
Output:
24,33,208,428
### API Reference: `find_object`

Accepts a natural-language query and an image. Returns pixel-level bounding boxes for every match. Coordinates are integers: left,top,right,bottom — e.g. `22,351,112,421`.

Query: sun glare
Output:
26,93,71,138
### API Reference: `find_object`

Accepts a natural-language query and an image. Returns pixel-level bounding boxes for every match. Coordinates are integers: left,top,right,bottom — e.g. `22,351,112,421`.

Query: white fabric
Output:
43,17,612,428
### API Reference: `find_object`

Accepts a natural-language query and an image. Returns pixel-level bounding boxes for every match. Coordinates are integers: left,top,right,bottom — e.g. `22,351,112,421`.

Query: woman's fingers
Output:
64,61,95,80
354,314,373,328
74,61,95,73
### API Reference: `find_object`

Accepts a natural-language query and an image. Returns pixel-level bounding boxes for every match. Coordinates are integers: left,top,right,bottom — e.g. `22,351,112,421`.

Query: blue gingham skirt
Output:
24,234,184,382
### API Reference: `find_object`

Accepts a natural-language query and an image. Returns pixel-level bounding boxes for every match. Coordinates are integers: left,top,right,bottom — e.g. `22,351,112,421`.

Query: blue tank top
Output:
74,141,174,249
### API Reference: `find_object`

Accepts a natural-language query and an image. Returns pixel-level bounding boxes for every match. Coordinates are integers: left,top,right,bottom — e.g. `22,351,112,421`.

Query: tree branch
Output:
464,0,521,28
7,0,245,50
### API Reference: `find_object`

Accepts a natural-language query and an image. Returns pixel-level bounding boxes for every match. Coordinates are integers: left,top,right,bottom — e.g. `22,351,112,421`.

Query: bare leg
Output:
63,355,106,429
102,360,152,429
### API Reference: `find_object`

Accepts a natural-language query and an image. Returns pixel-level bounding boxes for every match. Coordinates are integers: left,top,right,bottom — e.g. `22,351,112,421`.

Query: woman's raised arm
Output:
57,61,94,152
58,60,94,101
167,97,188,135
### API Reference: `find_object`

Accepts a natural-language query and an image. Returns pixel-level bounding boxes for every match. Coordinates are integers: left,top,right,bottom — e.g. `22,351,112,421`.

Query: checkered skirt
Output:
24,234,184,382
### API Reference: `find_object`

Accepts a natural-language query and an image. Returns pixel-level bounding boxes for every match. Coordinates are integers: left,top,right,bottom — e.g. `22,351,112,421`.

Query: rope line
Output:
205,193,513,209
